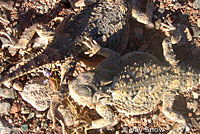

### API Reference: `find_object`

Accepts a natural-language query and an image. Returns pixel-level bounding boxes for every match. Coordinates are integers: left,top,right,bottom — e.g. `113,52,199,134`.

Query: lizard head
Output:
68,72,97,108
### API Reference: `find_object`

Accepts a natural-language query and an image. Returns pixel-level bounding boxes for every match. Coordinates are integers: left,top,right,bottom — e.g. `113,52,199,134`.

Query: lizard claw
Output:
160,20,176,32
82,37,101,57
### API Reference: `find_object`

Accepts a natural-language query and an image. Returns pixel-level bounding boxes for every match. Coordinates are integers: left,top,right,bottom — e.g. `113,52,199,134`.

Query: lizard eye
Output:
69,80,94,106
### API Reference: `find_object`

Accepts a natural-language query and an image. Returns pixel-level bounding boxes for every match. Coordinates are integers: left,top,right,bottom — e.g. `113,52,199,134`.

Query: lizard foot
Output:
82,37,101,57
50,91,92,134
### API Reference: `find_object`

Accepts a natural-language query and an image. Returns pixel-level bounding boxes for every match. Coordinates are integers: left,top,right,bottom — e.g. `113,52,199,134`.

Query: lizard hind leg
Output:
88,103,118,129
50,92,67,134
162,91,190,133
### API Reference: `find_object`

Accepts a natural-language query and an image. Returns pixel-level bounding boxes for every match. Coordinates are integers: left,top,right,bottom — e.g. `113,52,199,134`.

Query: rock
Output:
0,101,11,114
193,0,200,9
13,81,23,91
0,119,19,133
0,86,16,99
20,77,53,111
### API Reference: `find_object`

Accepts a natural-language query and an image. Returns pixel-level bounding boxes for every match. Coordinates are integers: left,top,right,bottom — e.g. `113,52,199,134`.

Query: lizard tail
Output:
0,47,60,85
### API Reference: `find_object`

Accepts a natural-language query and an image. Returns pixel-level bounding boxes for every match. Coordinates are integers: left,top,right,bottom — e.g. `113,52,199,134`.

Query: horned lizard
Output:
66,24,197,133
0,0,155,85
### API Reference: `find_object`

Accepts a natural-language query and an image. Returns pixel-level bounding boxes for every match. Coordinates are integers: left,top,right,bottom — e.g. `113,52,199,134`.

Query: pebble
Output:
44,121,49,128
173,2,181,10
188,112,193,117
3,81,12,88
13,81,23,91
158,8,165,14
193,0,200,9
166,124,171,130
21,124,29,132
192,91,199,99
21,107,30,114
15,2,20,7
152,114,158,122
8,47,18,56
191,27,200,38
154,19,162,30
147,118,152,124
0,66,4,73
187,100,198,112
10,103,20,114
27,112,35,120
20,77,53,111
32,37,49,50
8,119,12,124
197,19,200,28
130,116,140,123
115,131,120,134
0,101,11,114
36,113,43,118
0,86,16,99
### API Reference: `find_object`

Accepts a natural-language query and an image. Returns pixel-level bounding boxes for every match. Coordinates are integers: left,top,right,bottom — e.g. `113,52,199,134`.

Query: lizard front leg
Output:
88,102,118,129
162,91,190,133
161,22,182,67
82,37,121,85
130,0,156,29
15,23,55,50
